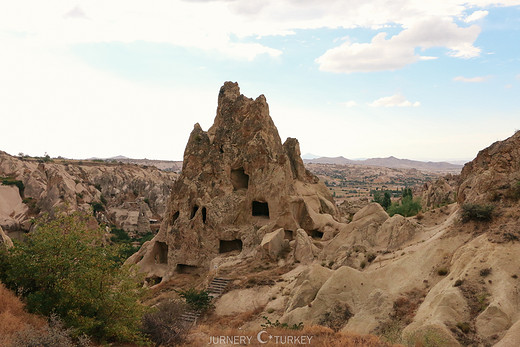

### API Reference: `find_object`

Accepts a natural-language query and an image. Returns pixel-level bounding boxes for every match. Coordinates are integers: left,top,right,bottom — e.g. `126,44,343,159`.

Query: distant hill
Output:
304,155,462,173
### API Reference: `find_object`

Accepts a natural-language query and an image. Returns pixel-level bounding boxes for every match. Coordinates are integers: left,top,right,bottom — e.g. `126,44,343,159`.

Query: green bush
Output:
387,196,422,217
461,203,494,222
175,288,213,312
0,212,148,343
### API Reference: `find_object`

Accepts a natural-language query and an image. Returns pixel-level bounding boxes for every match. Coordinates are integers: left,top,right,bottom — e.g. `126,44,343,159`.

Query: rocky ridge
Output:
0,152,177,237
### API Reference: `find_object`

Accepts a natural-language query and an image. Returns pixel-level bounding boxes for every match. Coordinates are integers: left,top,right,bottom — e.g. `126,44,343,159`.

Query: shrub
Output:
0,212,148,343
437,268,449,276
454,279,464,287
141,300,189,346
319,305,352,332
12,314,91,347
175,288,213,312
261,316,303,330
480,268,492,277
461,204,494,222
90,202,105,214
456,321,471,334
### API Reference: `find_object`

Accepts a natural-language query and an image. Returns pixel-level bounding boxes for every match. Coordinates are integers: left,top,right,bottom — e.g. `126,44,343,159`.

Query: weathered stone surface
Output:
0,225,13,249
129,82,340,279
421,177,456,210
458,130,520,205
293,229,316,264
261,228,285,259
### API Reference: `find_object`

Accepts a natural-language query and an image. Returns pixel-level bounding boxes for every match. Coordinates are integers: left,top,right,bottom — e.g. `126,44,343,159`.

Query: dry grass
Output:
202,305,266,329
0,282,46,346
186,325,399,346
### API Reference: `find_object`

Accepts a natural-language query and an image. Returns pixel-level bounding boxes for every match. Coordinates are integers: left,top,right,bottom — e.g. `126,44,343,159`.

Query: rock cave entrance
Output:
252,201,269,217
190,204,199,219
171,211,179,224
219,239,243,253
145,276,162,286
152,241,168,264
284,230,294,240
311,230,324,239
231,168,249,190
175,264,198,274
202,207,207,224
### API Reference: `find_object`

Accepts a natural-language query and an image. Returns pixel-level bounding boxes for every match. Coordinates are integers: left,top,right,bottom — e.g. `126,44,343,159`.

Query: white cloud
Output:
317,18,481,73
453,75,489,82
369,94,420,107
0,0,517,63
341,101,358,107
464,10,488,23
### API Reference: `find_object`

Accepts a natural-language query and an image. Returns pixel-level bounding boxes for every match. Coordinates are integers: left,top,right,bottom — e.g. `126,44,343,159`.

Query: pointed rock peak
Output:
218,81,241,104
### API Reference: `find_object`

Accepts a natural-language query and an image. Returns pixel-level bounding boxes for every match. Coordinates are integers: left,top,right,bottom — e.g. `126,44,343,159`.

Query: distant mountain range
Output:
304,156,464,172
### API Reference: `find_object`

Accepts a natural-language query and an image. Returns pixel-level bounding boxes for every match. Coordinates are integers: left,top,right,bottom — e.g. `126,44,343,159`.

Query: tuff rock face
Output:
0,151,176,236
128,82,340,280
458,130,520,205
457,130,520,242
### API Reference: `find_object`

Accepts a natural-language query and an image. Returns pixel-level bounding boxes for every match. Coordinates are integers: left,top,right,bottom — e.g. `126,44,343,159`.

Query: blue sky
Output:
0,1,519,162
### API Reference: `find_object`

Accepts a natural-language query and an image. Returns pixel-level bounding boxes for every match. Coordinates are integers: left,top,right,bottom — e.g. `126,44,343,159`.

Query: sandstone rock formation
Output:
128,82,340,281
421,176,456,210
0,151,176,237
458,130,520,206
0,225,13,249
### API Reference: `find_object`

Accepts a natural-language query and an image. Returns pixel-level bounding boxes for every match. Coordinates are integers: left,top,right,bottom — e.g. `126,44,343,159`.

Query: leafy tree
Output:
382,192,392,210
0,212,148,343
387,195,422,217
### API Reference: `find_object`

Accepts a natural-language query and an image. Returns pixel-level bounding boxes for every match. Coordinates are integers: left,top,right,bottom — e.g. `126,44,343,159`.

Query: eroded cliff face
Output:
458,130,520,206
129,82,340,280
457,130,520,242
0,152,176,236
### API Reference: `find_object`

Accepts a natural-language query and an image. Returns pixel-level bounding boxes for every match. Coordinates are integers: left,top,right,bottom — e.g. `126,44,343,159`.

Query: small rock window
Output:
202,207,207,224
219,239,243,253
152,241,168,264
284,230,294,240
176,264,198,274
171,211,179,224
311,230,324,239
190,205,199,219
252,201,269,217
231,168,249,190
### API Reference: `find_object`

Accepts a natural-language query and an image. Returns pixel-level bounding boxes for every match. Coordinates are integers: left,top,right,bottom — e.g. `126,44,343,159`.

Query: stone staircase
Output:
179,277,231,326
207,277,231,298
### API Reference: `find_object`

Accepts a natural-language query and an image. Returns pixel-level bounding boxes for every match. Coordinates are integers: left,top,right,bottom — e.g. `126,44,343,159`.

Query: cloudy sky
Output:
1,1,519,162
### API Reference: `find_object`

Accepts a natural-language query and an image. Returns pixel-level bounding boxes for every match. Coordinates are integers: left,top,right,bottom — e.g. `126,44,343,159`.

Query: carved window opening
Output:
311,230,324,239
284,230,294,240
176,264,198,274
219,239,243,253
231,168,249,190
152,241,168,264
252,201,269,217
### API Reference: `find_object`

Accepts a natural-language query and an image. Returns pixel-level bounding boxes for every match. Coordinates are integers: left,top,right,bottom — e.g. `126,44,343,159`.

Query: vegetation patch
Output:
318,304,352,332
461,203,494,222
261,316,304,330
175,288,213,312
1,176,25,197
141,300,189,346
0,212,148,344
